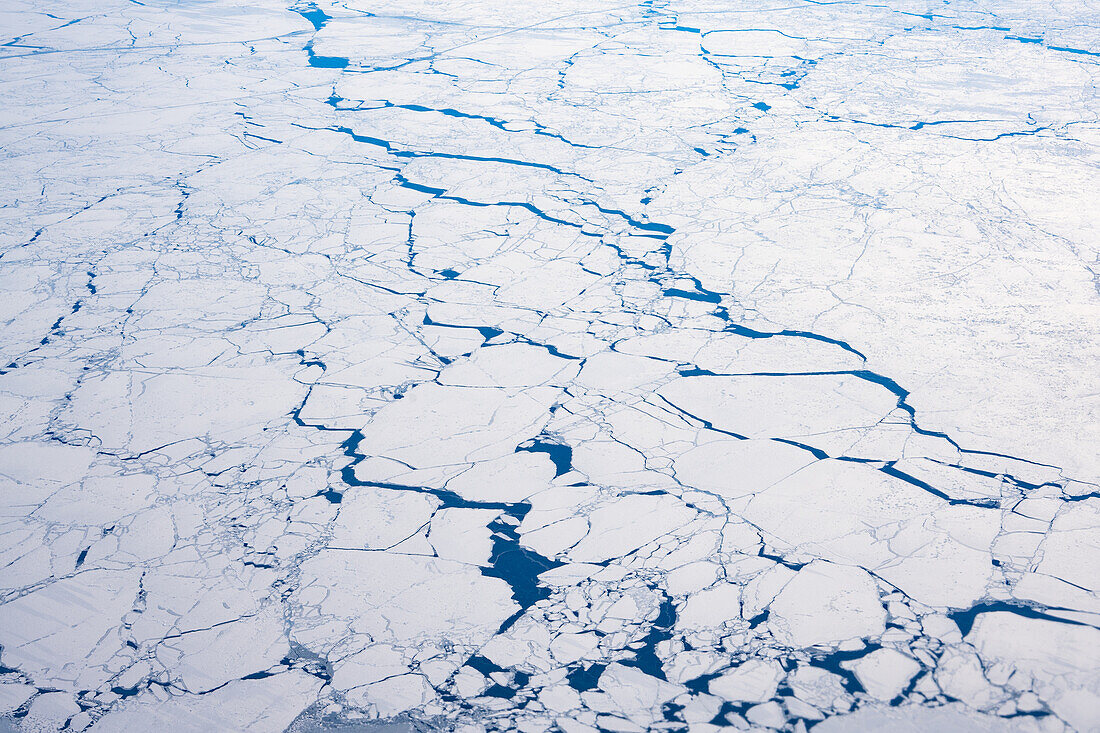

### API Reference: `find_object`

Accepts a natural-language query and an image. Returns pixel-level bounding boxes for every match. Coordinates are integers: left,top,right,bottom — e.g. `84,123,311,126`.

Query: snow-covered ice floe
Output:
0,0,1098,730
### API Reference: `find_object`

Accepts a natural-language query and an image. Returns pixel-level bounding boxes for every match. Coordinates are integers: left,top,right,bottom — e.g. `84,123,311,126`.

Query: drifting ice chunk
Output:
850,648,921,701
767,560,885,647
709,659,784,703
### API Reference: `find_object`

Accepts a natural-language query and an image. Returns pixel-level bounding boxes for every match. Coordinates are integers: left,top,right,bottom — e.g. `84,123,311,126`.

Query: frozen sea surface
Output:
0,0,1098,731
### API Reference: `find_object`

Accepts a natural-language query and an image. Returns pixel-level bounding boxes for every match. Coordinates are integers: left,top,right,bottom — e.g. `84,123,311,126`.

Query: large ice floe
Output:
0,0,1098,730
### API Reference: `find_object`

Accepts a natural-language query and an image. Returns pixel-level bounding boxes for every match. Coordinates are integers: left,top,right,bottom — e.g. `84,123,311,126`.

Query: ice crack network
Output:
0,0,1098,731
